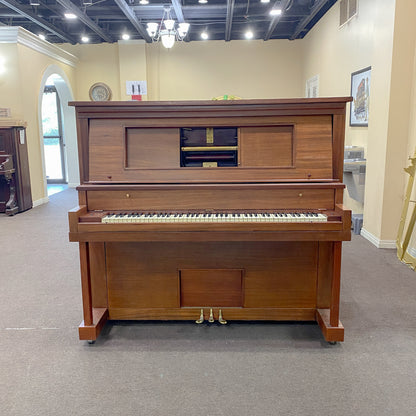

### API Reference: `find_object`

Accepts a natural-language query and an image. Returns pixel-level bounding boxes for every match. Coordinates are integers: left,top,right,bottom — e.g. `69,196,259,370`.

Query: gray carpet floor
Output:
1,188,416,416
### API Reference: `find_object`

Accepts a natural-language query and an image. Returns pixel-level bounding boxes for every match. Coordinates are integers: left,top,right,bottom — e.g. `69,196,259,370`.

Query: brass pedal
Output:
208,308,215,323
218,309,227,325
195,309,204,324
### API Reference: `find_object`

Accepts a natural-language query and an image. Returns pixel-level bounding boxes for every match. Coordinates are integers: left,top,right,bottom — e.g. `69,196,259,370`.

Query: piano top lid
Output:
69,97,353,120
0,119,27,128
69,97,352,108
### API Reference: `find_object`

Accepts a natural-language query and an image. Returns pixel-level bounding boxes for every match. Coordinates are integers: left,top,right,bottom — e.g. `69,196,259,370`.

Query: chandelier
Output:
146,5,190,49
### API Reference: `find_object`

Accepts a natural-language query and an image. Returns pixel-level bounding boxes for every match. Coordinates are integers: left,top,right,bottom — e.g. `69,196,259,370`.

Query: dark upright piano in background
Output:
0,123,32,215
68,98,352,343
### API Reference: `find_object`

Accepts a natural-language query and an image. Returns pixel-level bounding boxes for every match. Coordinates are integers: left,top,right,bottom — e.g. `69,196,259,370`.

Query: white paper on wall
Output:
126,81,147,95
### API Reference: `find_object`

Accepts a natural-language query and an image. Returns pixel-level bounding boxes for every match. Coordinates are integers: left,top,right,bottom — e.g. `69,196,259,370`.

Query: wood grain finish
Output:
106,243,179,309
126,127,179,169
79,242,93,326
87,115,334,182
86,186,335,211
68,98,352,342
316,308,344,342
89,242,108,308
79,308,108,341
330,241,342,327
109,307,316,321
103,241,320,314
180,269,243,307
316,242,333,308
240,125,294,167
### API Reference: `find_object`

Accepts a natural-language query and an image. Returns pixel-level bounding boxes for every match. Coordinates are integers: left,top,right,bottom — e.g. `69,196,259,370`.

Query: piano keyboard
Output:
102,212,328,224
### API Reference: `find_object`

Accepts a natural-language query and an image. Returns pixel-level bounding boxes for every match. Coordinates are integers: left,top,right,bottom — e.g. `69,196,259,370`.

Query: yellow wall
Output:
118,40,147,101
381,0,416,240
60,43,120,100
301,0,399,242
0,39,76,203
0,44,23,115
145,39,303,100
61,39,304,102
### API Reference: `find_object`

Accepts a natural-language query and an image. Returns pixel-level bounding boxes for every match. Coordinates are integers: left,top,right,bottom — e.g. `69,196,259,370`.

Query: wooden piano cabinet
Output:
69,98,351,343
0,125,32,215
76,240,344,342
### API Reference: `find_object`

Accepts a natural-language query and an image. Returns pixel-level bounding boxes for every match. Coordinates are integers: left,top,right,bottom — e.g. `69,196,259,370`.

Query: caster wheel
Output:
328,341,337,345
87,340,95,345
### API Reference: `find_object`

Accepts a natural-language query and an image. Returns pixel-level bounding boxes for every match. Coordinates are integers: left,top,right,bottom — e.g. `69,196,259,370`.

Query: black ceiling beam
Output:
0,0,77,43
55,0,114,43
130,4,245,20
290,0,327,40
170,0,184,22
225,0,235,42
113,0,151,42
264,0,290,41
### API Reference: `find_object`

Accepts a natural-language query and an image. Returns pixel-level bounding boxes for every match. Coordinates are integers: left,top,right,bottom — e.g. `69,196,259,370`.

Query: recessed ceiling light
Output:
201,31,209,40
199,0,208,3
260,0,270,3
81,36,89,43
245,30,254,39
38,34,46,40
270,8,282,16
122,33,130,40
64,13,77,19
139,0,149,4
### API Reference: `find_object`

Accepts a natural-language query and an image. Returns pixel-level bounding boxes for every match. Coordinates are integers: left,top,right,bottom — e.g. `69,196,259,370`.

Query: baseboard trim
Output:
33,196,49,207
360,228,396,249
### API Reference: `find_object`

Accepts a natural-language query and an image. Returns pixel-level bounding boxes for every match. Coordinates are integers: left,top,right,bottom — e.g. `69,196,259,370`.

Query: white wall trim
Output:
0,26,78,67
360,228,396,249
32,196,49,207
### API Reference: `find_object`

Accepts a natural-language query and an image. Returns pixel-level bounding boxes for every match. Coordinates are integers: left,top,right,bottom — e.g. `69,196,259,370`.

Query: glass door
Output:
42,85,66,183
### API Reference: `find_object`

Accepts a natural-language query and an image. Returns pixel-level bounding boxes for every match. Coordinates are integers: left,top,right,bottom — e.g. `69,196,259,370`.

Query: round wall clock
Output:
89,82,112,101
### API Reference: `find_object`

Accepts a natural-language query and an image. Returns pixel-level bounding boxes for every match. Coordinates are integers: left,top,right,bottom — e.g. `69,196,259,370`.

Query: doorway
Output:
38,66,78,200
42,81,67,186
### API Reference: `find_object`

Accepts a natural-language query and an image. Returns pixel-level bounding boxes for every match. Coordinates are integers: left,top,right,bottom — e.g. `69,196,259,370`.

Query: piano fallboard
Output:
78,182,345,212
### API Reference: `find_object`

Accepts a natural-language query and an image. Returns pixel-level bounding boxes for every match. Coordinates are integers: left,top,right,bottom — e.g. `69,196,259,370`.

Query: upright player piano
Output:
68,98,352,343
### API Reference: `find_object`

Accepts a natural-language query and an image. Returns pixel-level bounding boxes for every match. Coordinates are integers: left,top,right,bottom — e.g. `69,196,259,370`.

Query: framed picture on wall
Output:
350,66,371,126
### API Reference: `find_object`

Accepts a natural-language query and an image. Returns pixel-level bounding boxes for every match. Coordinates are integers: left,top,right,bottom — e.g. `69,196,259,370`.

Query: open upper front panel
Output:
71,98,350,183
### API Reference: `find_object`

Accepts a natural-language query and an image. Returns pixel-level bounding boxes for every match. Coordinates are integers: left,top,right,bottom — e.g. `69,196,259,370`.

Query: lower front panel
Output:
95,241,330,321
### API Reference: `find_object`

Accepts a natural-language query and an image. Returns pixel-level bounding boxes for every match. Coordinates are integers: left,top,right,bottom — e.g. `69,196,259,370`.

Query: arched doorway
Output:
42,77,66,190
38,66,78,197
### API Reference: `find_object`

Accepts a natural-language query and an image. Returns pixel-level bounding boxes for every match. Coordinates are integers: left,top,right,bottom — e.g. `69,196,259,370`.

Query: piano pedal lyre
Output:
218,309,227,325
195,309,204,324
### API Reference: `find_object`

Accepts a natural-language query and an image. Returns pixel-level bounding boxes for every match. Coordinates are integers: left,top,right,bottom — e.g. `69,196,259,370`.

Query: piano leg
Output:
77,242,108,341
5,175,18,215
79,308,109,341
316,242,344,342
316,309,344,343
